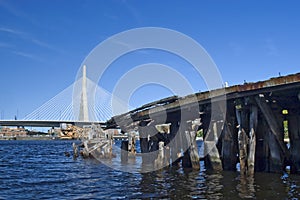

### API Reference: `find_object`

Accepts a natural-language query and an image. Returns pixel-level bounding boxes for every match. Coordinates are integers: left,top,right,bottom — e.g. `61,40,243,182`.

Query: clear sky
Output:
0,0,300,120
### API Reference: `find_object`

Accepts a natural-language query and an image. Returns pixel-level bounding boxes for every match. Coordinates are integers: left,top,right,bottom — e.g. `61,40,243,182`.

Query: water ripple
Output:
1,140,300,199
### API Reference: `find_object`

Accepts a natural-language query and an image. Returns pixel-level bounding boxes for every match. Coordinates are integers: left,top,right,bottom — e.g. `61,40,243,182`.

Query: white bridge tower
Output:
79,65,89,121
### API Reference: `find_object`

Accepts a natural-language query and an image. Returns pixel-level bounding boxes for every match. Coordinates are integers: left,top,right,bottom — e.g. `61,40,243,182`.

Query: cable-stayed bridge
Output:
0,66,116,128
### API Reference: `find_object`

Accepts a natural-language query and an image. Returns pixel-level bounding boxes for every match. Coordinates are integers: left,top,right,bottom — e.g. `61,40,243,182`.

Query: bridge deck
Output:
0,120,106,127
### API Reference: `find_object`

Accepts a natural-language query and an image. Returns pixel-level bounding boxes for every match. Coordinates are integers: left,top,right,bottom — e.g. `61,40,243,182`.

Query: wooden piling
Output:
165,144,170,167
121,140,129,163
255,96,289,158
138,121,158,165
182,150,192,168
169,122,181,166
149,136,159,164
248,105,258,175
155,141,165,169
204,120,223,171
180,120,200,170
288,115,300,173
235,99,248,175
72,142,79,158
140,131,150,164
189,129,200,170
254,117,268,172
181,121,192,168
104,131,113,158
180,121,190,167
221,119,238,171
82,140,90,158
266,130,284,172
128,131,136,157
255,96,288,172
238,129,248,175
182,133,192,169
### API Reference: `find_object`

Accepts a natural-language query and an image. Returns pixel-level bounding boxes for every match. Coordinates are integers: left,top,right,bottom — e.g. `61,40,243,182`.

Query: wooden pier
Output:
104,73,300,174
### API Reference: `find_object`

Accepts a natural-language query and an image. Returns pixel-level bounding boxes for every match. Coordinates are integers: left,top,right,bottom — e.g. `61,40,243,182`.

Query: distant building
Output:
0,127,28,137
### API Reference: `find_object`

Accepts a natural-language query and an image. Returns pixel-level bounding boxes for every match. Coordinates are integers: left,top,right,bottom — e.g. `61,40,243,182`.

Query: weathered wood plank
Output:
121,140,128,163
179,120,200,170
235,100,248,175
288,115,300,173
179,120,190,168
204,121,223,171
155,141,165,169
128,131,136,157
138,125,150,164
221,120,238,171
255,116,268,172
72,142,79,159
266,130,284,173
248,105,258,174
169,122,181,166
189,130,200,170
255,95,289,161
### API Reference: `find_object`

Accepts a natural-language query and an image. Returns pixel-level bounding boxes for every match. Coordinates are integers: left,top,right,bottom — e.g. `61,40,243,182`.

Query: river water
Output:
0,140,300,199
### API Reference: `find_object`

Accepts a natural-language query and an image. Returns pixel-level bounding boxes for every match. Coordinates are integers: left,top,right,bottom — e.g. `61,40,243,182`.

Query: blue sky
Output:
0,0,300,120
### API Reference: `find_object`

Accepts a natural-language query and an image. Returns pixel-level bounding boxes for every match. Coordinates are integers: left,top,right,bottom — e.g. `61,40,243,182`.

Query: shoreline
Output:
0,136,61,141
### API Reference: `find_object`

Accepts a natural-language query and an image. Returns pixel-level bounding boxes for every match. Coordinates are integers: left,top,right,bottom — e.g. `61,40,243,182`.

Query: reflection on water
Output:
138,166,207,199
0,140,300,199
236,174,256,199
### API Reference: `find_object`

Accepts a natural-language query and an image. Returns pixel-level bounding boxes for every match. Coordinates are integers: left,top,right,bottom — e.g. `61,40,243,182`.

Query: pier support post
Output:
104,131,113,158
266,130,284,172
248,104,258,175
149,135,159,164
138,120,157,165
180,121,190,168
169,122,181,166
235,99,249,175
254,117,268,172
235,99,258,175
139,130,150,164
203,113,223,171
189,129,200,170
72,142,79,159
221,118,238,171
288,114,300,173
155,141,165,169
128,131,136,157
255,95,287,173
121,140,129,163
180,120,200,170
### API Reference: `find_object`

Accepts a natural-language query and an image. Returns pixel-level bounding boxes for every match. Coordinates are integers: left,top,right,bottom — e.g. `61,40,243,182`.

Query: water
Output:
1,140,300,199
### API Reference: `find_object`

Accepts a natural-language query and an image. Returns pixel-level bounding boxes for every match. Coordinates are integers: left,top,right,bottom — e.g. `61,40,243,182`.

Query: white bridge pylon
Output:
23,66,129,122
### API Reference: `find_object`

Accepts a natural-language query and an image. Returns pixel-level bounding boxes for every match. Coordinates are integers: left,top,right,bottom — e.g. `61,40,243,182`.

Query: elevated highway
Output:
0,120,106,128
